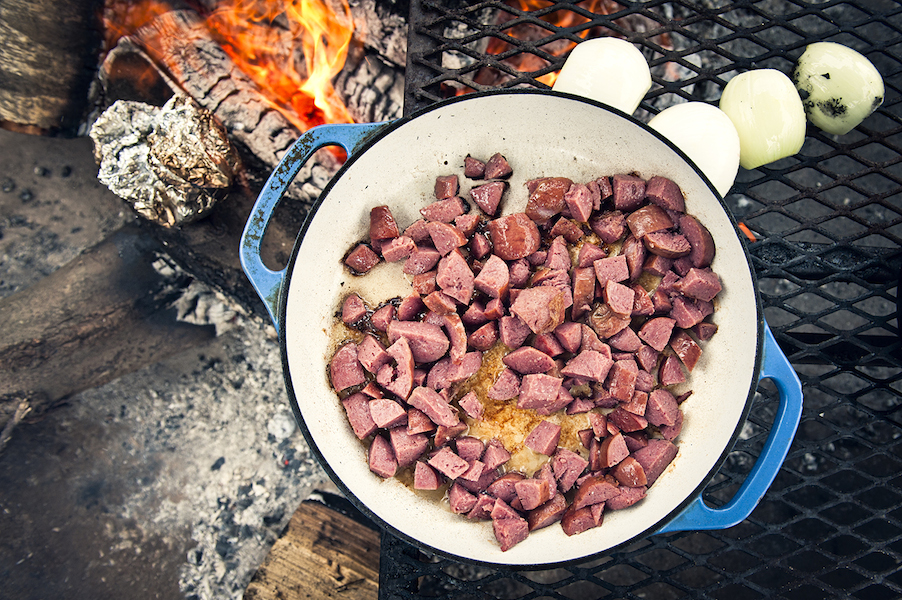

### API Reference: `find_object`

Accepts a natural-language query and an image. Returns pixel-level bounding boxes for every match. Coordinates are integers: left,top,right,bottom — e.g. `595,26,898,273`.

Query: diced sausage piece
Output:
426,353,480,390
427,221,468,255
468,494,497,520
613,456,648,487
443,313,468,363
670,296,706,329
551,448,589,492
414,461,443,490
515,478,552,511
503,346,555,374
643,253,673,277
408,386,459,428
498,315,531,349
621,234,646,281
634,371,654,393
458,466,501,494
645,175,686,212
679,214,716,268
595,175,613,201
677,267,723,302
608,327,642,352
428,446,470,479
572,475,622,510
368,434,398,478
646,389,680,428
599,432,630,468
636,344,660,372
455,213,480,237
561,505,602,536
638,317,676,352
632,439,678,486
484,152,513,179
538,386,575,416
604,280,636,316
510,286,567,334
434,422,468,447
631,284,655,316
564,182,594,222
669,329,702,372
455,436,485,463
371,304,395,332
341,293,367,324
659,354,687,386
404,219,431,243
423,291,456,315
487,472,526,503
525,177,572,225
518,374,564,414
507,258,530,288
626,204,674,238
536,463,558,497
606,485,647,510
370,205,401,241
469,181,506,216
449,482,478,514
493,512,529,552
407,408,436,435
470,232,492,259
560,350,614,382
672,256,693,276
370,398,407,429
549,217,584,243
660,409,683,441
468,321,498,352
403,246,441,275
651,288,673,315
544,236,571,271
474,254,510,299
593,255,629,285
342,392,377,439
488,367,521,401
435,174,459,199
381,236,416,262
527,493,568,531
693,321,719,341
357,334,390,375
435,250,475,304
396,294,425,321
589,211,626,244
482,438,512,471
589,303,631,339
464,155,486,179
577,241,607,268
607,406,648,432
612,173,646,211
330,343,365,391
644,231,692,258
420,196,465,223
345,243,380,273
459,460,485,482
388,321,449,363
484,297,506,320
390,426,429,467
533,333,564,357
524,420,562,455
554,322,583,354
489,213,541,260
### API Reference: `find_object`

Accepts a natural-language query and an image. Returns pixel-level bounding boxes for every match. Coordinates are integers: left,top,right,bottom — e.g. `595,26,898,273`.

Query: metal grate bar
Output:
386,1,902,598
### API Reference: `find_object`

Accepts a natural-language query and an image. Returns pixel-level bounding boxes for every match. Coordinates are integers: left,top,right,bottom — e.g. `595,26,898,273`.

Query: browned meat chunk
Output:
564,182,593,222
370,205,401,241
638,317,676,352
408,386,459,428
669,329,702,371
474,254,510,299
503,346,555,374
515,478,552,511
572,475,621,510
368,434,398,478
677,267,722,302
470,181,506,216
510,286,567,334
489,212,542,260
434,174,459,199
330,342,365,391
390,426,429,467
429,446,470,479
524,420,562,455
421,196,465,223
493,510,529,551
644,231,692,258
427,221,468,255
517,374,564,414
632,439,678,486
387,320,449,363
436,250,475,304
488,368,521,401
414,461,443,490
626,204,674,238
484,152,513,179
645,175,685,212
464,155,486,179
527,493,568,531
341,392,377,439
612,173,646,211
345,243,380,273
525,177,573,225
679,214,716,268
589,210,626,244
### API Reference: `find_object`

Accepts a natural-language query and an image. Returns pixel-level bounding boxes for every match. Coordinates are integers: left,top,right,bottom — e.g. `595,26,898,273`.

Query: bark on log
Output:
0,225,216,430
0,0,104,135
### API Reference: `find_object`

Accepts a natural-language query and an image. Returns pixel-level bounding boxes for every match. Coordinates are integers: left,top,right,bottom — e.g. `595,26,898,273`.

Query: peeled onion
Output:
719,69,806,170
553,37,652,115
792,42,884,136
647,102,740,198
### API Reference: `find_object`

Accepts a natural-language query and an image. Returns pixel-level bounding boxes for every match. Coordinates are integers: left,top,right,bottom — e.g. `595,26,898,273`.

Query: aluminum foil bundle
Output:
89,95,240,226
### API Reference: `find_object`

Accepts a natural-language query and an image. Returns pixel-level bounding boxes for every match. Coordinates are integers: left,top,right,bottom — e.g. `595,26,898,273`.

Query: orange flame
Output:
104,0,355,131
206,0,355,129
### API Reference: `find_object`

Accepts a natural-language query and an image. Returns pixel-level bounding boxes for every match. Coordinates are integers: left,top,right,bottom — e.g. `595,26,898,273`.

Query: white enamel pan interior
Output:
277,90,762,566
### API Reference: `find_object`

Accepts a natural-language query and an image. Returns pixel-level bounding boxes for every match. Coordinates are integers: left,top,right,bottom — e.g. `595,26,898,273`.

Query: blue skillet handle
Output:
658,322,803,533
239,121,387,329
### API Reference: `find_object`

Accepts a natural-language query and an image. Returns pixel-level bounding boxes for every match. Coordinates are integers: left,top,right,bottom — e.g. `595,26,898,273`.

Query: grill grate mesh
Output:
382,1,902,598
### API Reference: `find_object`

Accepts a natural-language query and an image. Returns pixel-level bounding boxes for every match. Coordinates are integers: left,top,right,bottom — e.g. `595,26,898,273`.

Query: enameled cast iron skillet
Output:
240,90,803,567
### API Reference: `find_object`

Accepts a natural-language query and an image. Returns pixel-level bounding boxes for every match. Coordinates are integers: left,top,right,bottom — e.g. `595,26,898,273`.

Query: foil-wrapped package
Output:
89,95,240,226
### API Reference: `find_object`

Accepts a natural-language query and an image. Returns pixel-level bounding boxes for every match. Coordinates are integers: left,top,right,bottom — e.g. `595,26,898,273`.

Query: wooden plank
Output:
244,500,381,600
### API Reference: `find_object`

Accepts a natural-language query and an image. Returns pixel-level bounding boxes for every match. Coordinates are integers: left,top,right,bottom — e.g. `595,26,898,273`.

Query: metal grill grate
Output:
381,1,902,598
